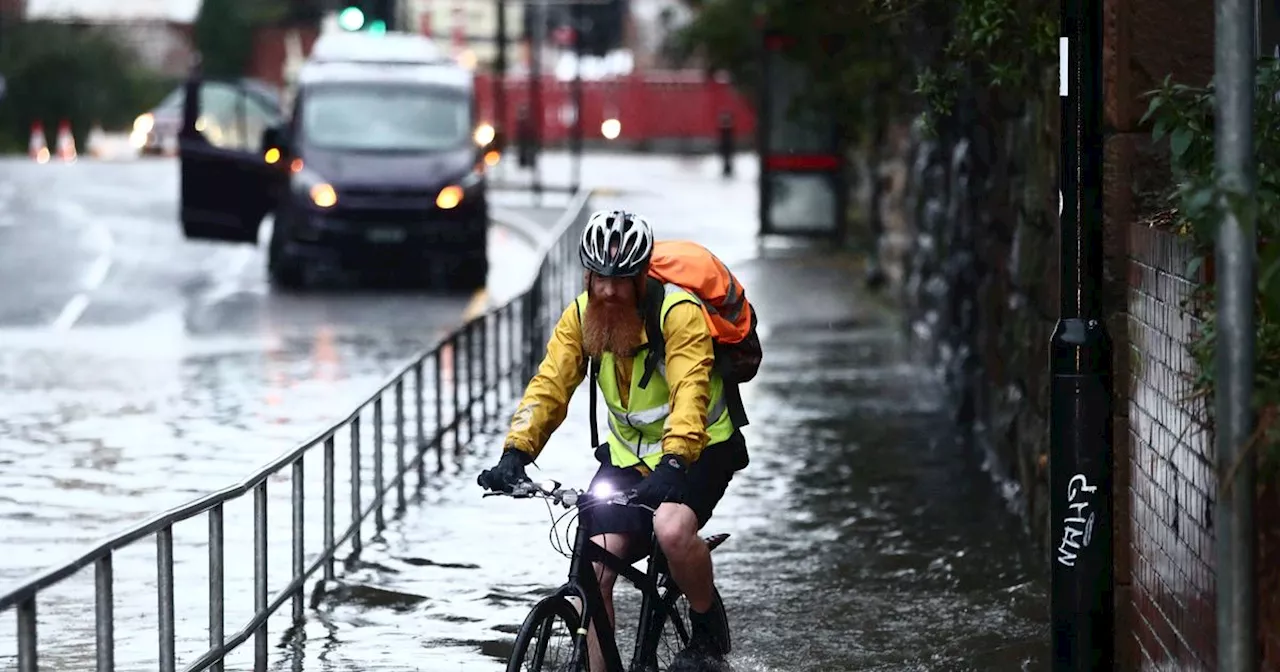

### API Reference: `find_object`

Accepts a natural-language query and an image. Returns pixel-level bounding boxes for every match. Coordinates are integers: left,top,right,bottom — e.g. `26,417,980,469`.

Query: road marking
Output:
463,288,490,320
491,208,548,247
50,294,90,331
50,203,114,331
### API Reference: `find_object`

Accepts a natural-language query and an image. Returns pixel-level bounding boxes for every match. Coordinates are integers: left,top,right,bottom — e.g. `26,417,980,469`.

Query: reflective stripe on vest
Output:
576,284,736,469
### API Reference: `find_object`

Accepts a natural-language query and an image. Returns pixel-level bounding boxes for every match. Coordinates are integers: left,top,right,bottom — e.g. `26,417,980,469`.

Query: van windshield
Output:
302,85,471,152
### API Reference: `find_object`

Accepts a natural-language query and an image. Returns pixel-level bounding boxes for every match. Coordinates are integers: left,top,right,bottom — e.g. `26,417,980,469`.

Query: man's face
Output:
582,272,644,358
588,274,638,306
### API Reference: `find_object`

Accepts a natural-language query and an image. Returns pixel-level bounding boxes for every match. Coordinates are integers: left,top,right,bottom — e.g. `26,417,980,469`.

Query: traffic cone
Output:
28,121,49,163
54,119,77,162
86,122,107,159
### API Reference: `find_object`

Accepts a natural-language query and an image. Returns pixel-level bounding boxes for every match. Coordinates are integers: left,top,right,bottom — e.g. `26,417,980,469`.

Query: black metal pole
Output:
1050,0,1113,667
1215,0,1258,665
718,111,733,178
495,0,508,154
528,0,544,204
570,3,585,193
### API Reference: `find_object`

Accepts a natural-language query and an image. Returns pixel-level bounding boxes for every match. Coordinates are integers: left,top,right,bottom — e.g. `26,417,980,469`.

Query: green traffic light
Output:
368,19,386,35
338,6,364,30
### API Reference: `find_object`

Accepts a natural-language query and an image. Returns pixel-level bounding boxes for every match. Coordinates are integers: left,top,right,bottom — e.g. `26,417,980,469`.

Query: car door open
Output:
178,75,285,244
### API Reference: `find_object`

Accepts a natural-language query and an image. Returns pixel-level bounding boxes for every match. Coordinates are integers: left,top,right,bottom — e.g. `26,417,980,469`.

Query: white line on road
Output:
50,202,115,331
491,208,548,247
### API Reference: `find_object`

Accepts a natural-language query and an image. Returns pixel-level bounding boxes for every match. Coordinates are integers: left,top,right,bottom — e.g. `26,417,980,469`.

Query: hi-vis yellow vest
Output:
575,284,734,469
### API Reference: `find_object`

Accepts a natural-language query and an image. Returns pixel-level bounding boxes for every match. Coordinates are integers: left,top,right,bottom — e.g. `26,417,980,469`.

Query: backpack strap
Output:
575,297,603,451
637,276,666,389
588,357,601,449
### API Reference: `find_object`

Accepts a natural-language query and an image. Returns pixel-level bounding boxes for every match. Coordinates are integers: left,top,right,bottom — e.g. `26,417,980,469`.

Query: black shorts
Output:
582,430,749,541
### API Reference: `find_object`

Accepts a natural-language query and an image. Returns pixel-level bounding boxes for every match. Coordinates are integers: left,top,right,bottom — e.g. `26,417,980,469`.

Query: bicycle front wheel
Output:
507,596,586,672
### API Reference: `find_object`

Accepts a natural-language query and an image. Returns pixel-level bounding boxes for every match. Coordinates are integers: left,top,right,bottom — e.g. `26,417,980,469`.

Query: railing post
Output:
451,334,462,451
435,347,445,473
94,554,114,672
253,482,268,670
373,397,386,532
506,301,517,395
466,321,476,446
323,435,336,582
350,416,363,557
16,597,36,672
414,359,425,482
157,526,176,672
395,379,407,511
209,503,225,672
476,314,483,424
291,458,305,624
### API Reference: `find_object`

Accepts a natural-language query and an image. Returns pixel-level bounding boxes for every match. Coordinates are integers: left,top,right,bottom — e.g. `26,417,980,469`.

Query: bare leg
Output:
584,533,634,672
653,503,714,612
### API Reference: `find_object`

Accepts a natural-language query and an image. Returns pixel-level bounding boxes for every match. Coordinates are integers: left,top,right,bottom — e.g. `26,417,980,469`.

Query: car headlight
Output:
292,167,337,208
435,171,483,210
133,113,154,134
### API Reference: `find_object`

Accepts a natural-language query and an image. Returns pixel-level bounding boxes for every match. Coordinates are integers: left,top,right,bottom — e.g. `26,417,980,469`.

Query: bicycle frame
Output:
549,513,687,672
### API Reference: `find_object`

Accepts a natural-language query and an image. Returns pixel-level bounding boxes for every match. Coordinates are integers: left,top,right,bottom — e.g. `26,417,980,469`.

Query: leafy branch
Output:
1141,59,1280,473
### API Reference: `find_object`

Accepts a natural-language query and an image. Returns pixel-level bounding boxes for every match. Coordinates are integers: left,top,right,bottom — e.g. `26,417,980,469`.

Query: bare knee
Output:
653,504,701,557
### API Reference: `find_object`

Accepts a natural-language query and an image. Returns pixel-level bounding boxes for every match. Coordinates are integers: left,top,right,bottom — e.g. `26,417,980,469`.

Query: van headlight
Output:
436,171,483,210
292,167,337,208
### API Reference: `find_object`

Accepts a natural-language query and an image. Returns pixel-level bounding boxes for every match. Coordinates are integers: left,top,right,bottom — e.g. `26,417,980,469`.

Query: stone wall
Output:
890,84,1060,549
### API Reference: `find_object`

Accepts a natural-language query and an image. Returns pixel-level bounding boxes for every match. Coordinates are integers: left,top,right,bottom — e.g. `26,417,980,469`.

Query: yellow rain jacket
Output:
502,290,727,466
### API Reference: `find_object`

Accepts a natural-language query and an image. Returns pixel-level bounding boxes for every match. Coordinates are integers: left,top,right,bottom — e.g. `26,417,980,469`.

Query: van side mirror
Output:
261,125,289,155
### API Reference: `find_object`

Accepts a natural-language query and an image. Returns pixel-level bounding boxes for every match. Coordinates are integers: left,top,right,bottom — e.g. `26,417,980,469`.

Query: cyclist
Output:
478,209,749,671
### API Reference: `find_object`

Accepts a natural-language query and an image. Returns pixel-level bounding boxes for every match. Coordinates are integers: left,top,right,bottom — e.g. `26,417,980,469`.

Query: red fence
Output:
472,71,757,147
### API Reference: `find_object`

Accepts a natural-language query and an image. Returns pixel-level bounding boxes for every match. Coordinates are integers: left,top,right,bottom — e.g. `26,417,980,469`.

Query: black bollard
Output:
718,111,733,178
516,105,533,168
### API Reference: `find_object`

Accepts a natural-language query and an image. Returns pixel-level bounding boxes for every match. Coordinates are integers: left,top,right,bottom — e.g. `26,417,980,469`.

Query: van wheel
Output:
268,237,306,291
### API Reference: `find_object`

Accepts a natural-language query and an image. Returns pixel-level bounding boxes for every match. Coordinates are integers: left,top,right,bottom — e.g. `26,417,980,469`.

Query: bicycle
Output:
483,478,732,672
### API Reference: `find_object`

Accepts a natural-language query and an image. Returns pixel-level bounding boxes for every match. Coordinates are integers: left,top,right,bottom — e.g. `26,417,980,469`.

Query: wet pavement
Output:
0,152,1051,671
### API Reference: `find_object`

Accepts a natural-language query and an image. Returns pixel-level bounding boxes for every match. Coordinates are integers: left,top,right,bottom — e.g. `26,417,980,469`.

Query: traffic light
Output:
338,0,395,32
338,6,365,30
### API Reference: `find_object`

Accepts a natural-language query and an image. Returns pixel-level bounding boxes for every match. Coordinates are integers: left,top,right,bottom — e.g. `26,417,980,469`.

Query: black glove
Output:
477,448,532,492
632,454,689,508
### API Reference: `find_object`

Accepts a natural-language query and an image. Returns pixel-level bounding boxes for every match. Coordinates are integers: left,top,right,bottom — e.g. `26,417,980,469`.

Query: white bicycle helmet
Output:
578,209,654,277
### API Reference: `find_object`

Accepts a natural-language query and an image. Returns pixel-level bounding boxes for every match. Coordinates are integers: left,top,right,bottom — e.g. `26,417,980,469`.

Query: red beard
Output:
583,296,643,359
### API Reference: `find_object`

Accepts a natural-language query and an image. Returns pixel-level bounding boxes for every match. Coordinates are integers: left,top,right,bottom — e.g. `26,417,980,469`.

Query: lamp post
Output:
1049,0,1114,667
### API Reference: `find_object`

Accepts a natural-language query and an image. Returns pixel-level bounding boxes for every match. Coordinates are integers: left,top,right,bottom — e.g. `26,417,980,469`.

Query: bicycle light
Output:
592,481,614,498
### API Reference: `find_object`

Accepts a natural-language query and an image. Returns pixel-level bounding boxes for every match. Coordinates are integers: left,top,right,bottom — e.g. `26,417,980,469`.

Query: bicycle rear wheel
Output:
507,597,585,672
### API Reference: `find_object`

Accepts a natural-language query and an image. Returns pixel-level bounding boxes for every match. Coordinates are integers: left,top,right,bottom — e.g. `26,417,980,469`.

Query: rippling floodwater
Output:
232,294,1050,671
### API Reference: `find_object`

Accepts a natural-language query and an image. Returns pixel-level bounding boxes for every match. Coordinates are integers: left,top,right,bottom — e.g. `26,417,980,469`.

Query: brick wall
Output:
1124,223,1216,668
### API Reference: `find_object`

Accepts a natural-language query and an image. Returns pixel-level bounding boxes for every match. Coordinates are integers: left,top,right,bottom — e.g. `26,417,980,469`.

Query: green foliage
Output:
670,0,1056,140
193,0,259,79
0,21,174,150
667,0,912,145
1141,59,1280,470
913,0,1056,132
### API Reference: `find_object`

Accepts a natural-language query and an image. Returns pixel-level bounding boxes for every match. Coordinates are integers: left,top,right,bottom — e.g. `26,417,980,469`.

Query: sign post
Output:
1050,0,1113,667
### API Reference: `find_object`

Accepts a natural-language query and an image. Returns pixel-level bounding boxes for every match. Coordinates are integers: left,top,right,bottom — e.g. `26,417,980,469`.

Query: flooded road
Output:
255,202,1049,671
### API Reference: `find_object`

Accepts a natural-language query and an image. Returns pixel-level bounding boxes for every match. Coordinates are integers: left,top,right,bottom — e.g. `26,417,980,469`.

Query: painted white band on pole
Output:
1060,37,1069,97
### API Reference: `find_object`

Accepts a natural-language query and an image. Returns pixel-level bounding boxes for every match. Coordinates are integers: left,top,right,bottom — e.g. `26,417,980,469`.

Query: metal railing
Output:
0,189,595,672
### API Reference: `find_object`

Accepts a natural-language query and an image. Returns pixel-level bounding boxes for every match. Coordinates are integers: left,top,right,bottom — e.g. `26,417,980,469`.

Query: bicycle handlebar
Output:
481,478,637,509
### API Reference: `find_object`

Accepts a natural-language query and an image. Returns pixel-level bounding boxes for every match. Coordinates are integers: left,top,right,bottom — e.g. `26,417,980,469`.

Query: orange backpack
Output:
637,240,762,426
585,241,761,442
